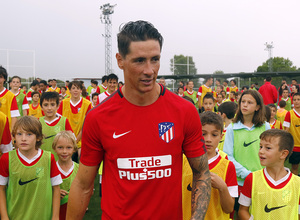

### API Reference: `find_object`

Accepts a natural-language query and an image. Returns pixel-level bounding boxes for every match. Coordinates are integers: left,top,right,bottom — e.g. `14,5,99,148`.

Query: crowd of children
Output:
1,64,300,219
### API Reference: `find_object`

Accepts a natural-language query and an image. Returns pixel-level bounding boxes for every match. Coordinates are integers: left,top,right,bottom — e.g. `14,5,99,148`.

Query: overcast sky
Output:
1,0,299,83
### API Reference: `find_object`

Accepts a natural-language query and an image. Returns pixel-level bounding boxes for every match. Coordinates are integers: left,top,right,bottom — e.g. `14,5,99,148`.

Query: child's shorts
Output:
289,151,300,164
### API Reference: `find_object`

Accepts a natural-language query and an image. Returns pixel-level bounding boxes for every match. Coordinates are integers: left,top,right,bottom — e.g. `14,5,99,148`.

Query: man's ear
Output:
116,53,124,70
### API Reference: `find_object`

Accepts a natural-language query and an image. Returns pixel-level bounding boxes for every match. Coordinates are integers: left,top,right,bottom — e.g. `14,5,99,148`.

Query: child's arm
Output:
0,185,9,220
52,185,60,220
238,205,251,220
211,172,234,213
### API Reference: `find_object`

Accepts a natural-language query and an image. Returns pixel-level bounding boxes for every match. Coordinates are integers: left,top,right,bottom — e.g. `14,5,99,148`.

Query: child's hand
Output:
60,189,68,199
210,172,227,191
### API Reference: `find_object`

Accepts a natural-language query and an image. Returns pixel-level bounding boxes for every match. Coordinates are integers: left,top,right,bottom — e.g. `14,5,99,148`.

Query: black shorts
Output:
289,151,300,164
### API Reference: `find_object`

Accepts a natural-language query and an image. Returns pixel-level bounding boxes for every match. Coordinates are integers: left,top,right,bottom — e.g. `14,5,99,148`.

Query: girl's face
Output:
54,137,74,163
14,128,38,153
240,94,260,117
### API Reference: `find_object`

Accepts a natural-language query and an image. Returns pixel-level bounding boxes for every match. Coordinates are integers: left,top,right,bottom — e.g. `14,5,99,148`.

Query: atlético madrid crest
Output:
158,122,175,143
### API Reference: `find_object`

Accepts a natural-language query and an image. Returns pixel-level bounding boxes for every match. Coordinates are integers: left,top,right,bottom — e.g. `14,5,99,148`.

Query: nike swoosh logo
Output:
264,204,286,213
187,183,192,191
219,140,224,143
113,131,131,139
243,139,258,147
45,134,56,139
295,125,300,127
19,177,38,186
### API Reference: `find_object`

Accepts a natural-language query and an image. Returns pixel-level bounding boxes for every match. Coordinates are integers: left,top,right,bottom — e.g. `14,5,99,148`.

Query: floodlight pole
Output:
264,42,274,72
100,3,116,75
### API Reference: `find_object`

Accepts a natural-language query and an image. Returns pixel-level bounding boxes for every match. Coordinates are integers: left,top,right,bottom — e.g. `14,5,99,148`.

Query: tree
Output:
170,55,197,75
213,70,224,74
257,57,298,72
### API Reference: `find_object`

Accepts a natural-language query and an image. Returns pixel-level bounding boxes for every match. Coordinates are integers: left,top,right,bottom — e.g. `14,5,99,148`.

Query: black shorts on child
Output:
289,151,300,164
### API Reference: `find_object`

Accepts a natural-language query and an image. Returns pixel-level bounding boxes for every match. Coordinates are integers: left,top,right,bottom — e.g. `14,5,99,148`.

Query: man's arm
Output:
187,153,211,220
66,162,99,220
52,185,60,220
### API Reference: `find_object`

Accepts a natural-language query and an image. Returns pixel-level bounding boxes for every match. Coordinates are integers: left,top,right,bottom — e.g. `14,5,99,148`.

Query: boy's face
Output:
223,82,227,87
293,95,300,109
216,86,222,94
282,90,289,98
230,93,234,99
259,137,287,167
0,75,5,86
11,78,21,90
202,124,222,156
52,80,57,87
32,94,40,103
178,88,184,95
41,99,59,118
217,95,223,103
108,79,118,93
70,85,82,98
92,95,98,105
270,107,276,119
14,128,38,153
61,88,66,94
54,137,74,163
203,98,214,112
39,83,47,92
91,83,96,88
187,82,194,90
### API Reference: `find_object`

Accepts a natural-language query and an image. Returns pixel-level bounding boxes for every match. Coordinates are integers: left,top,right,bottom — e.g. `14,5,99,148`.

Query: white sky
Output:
1,0,300,83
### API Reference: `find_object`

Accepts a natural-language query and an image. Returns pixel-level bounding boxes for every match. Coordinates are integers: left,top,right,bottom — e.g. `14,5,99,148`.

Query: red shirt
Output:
57,98,92,115
81,86,206,219
258,82,278,105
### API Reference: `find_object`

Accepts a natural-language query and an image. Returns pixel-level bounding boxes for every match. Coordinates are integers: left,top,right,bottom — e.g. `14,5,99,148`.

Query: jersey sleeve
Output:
57,101,63,115
182,104,206,158
0,117,12,153
225,161,238,198
283,111,291,128
26,91,32,102
0,153,9,185
22,96,29,110
197,86,202,97
80,110,104,166
238,173,253,207
65,119,74,133
96,87,100,94
226,87,230,94
10,96,20,118
50,154,62,186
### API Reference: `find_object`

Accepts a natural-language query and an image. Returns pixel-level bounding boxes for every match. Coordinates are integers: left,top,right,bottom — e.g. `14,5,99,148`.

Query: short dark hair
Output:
203,93,214,102
92,92,99,99
68,81,83,90
260,129,294,160
30,80,39,87
205,77,213,83
279,100,286,108
266,76,272,82
293,92,300,100
230,79,236,85
39,80,47,86
102,75,108,83
0,66,8,83
40,91,59,106
223,80,229,84
60,86,67,90
200,111,223,133
31,91,40,98
107,73,118,82
182,96,194,105
117,20,163,58
218,102,238,119
267,104,277,110
91,80,98,86
11,76,21,83
292,79,297,83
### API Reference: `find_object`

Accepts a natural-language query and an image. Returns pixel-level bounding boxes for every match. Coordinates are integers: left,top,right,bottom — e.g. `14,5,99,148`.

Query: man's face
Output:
108,79,118,93
230,81,235,86
207,78,213,86
11,78,21,90
116,39,160,95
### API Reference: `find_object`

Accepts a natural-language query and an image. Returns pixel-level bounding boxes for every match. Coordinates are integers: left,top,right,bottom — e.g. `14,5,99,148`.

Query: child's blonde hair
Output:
52,131,78,151
12,116,43,149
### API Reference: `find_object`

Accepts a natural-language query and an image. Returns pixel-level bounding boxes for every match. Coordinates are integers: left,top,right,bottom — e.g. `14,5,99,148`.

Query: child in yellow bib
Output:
182,111,238,220
238,129,300,220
